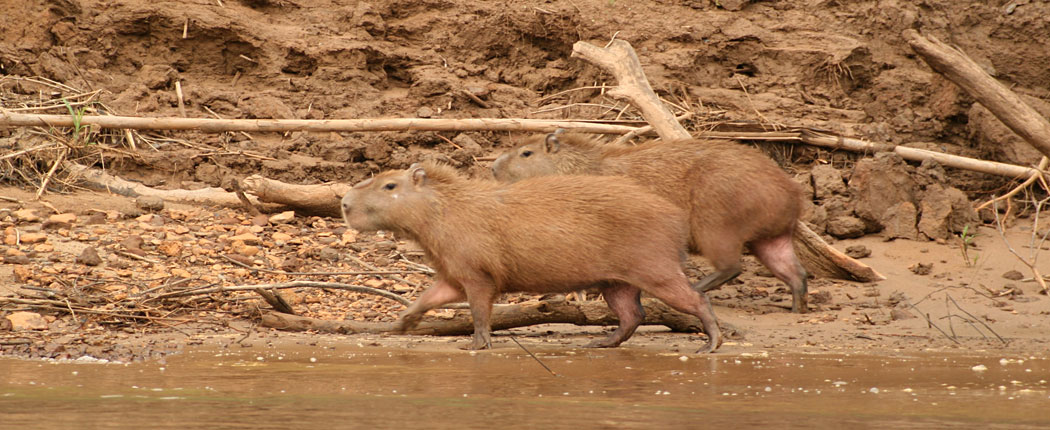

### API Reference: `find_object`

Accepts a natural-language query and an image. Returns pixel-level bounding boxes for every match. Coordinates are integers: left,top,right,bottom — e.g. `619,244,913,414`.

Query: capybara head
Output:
492,129,601,182
341,161,461,235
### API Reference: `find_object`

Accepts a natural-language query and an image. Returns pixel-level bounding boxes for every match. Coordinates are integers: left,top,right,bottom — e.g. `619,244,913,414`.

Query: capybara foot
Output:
396,312,423,333
694,337,723,354
583,339,620,348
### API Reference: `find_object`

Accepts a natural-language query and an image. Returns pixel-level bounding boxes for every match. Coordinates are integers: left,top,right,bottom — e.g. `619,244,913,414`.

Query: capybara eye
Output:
521,150,533,158
384,182,397,190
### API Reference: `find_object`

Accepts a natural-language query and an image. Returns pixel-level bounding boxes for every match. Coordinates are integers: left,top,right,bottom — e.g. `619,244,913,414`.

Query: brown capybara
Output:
341,160,722,353
492,131,809,313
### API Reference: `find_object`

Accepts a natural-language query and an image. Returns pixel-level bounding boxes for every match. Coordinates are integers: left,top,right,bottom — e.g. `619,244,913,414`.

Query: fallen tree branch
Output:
241,175,349,216
154,280,412,306
903,30,1050,160
66,162,267,208
260,298,723,336
0,112,639,135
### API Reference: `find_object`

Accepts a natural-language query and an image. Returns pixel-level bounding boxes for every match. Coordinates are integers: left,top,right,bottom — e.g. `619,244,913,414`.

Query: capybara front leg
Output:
463,280,497,350
396,280,465,333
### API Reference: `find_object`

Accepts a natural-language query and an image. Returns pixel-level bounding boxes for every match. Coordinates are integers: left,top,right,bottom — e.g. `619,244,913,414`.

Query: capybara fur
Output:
492,131,809,313
341,161,722,353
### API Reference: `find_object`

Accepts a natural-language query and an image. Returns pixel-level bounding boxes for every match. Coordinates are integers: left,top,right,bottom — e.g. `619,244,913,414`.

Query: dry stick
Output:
946,293,1007,345
220,253,427,276
509,336,558,377
904,30,1050,159
976,157,1050,212
153,280,412,306
0,142,58,161
35,147,67,199
905,300,961,344
0,113,640,135
993,198,1050,294
175,81,187,118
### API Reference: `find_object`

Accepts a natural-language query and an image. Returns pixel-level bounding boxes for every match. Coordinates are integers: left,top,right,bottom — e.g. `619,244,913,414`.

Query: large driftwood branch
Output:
572,40,691,140
571,39,882,282
0,112,638,135
241,175,350,216
65,162,271,208
903,30,1050,159
260,298,718,336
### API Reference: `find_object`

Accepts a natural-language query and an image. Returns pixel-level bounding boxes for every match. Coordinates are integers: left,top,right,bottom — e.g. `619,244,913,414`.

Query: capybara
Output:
341,160,722,353
492,131,809,313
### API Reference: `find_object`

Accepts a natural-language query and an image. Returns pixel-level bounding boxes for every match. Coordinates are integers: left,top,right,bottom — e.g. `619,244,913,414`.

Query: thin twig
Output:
509,336,558,377
945,293,1008,345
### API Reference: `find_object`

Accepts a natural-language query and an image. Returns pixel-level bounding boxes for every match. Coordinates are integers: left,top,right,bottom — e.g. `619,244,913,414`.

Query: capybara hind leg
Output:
397,280,465,333
586,283,643,348
752,234,809,314
693,237,743,293
644,278,722,353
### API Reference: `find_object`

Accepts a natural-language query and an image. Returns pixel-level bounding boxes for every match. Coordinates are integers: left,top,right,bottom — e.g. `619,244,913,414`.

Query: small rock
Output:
6,311,48,330
269,211,295,224
890,308,915,320
228,233,261,245
416,106,434,118
279,256,303,272
1002,270,1024,281
808,290,832,305
235,244,260,257
4,254,30,265
83,212,108,225
880,201,919,240
49,213,77,224
250,214,270,227
76,246,103,266
13,209,41,223
810,164,847,199
845,245,871,258
157,241,183,257
272,232,294,242
135,196,165,212
121,235,145,250
318,246,340,262
826,216,866,239
20,232,47,244
909,262,933,275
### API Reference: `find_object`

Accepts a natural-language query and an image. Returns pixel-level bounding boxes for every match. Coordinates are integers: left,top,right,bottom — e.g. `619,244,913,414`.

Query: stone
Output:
272,232,294,242
810,164,847,199
269,211,295,224
20,232,47,244
890,308,916,320
13,209,41,223
918,184,953,240
4,254,30,265
76,246,103,266
849,152,918,231
845,245,871,258
250,214,270,227
718,0,750,11
228,233,261,245
1002,270,1024,281
945,186,978,234
121,235,145,250
880,201,919,240
6,312,48,330
48,213,77,224
135,196,165,212
826,216,866,239
157,241,183,257
909,262,933,275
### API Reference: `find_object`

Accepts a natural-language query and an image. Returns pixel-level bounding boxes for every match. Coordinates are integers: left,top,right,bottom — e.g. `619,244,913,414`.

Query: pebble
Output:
6,311,48,330
13,209,40,222
20,232,48,244
135,196,165,212
76,247,103,266
269,211,295,224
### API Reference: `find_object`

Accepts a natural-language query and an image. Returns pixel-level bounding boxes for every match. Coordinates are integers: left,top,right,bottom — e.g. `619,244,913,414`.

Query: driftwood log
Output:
903,30,1050,159
261,298,721,336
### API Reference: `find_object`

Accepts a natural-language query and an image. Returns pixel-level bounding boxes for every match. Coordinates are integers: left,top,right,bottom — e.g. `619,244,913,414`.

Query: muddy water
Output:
1,344,1048,429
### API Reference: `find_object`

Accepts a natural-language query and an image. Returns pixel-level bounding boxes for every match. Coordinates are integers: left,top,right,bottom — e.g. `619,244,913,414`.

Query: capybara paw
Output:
583,338,620,348
396,314,422,333
695,341,719,354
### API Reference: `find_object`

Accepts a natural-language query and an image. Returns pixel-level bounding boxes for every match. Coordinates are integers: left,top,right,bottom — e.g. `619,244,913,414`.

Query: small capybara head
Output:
341,161,459,234
492,129,599,182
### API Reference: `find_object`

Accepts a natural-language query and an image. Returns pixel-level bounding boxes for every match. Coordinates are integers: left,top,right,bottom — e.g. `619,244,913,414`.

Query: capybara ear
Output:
410,165,427,186
353,177,375,189
544,130,563,154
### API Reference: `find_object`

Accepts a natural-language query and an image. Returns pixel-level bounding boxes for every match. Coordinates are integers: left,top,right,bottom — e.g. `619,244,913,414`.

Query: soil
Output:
2,0,1050,360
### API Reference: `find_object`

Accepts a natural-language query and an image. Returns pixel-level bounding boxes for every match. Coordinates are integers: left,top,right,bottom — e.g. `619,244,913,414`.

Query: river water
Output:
1,344,1047,429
